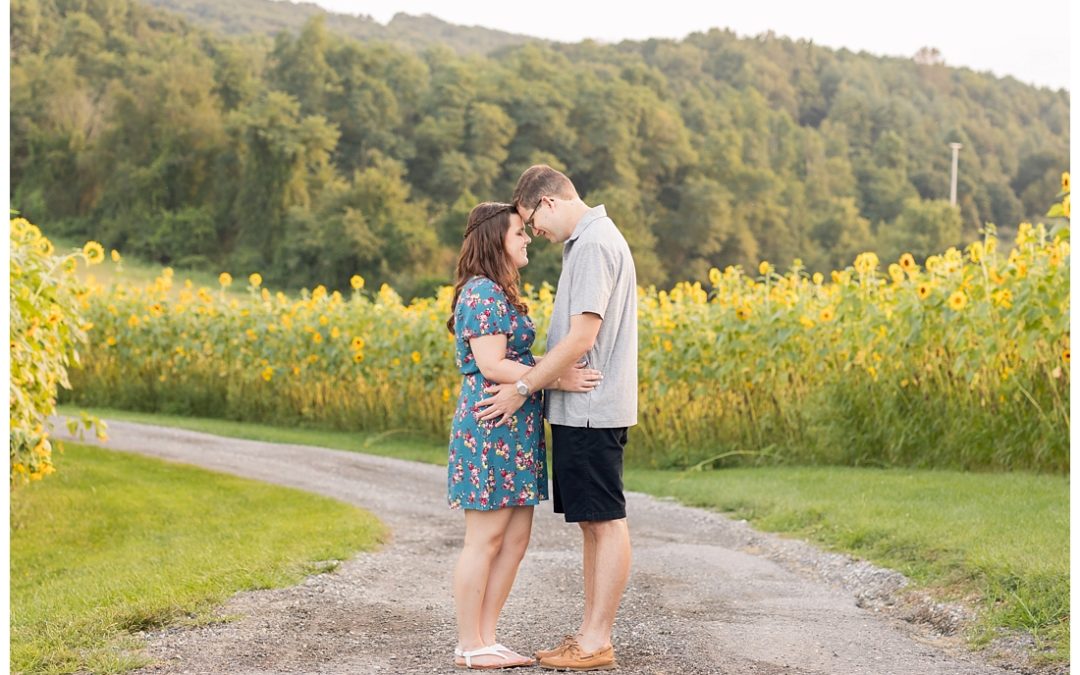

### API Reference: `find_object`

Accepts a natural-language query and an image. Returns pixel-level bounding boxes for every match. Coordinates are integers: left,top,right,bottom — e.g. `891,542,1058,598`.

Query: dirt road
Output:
52,416,1024,675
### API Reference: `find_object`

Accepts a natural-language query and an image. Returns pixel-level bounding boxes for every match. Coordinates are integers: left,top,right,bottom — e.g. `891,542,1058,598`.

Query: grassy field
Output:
57,404,447,464
10,440,386,674
54,404,1070,665
624,467,1069,663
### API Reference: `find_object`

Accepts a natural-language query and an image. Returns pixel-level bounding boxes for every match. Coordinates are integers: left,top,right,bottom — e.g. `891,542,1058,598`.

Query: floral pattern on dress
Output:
447,276,548,510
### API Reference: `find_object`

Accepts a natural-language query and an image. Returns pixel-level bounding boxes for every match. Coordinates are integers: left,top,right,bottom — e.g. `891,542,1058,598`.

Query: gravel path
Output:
51,416,1053,675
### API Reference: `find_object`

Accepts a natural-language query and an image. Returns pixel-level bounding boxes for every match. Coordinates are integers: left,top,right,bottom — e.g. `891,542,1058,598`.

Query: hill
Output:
10,0,1069,298
143,0,541,54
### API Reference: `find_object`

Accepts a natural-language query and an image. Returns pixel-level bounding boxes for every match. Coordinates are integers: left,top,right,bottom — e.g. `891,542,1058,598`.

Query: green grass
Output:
11,441,386,674
52,404,1069,665
623,466,1069,665
58,404,448,465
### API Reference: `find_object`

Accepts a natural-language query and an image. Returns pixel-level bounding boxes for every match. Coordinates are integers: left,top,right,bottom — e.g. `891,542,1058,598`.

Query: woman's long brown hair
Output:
446,202,530,334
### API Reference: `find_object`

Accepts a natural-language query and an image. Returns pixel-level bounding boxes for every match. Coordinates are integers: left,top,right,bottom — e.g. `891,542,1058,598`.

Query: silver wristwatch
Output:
514,380,530,397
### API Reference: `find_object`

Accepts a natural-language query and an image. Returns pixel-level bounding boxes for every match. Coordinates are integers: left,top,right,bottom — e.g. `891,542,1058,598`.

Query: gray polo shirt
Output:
544,204,638,428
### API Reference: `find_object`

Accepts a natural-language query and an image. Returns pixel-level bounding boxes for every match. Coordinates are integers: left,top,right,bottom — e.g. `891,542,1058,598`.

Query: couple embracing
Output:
446,165,638,671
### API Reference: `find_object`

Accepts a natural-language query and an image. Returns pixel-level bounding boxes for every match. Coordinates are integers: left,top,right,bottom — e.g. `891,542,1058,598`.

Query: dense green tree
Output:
268,14,340,115
224,90,339,273
9,0,1069,295
878,199,964,263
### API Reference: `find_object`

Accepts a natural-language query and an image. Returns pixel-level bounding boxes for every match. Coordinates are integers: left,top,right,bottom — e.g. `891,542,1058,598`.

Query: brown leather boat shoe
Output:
539,642,617,671
535,634,578,660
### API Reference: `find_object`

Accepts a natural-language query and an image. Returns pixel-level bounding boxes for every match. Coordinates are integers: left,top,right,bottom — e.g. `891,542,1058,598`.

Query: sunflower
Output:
1016,222,1033,245
968,241,983,263
916,284,931,300
758,261,771,277
888,264,904,284
708,267,722,286
1063,172,1070,192
219,272,233,287
1063,349,1070,364
249,273,263,287
111,249,121,263
351,336,366,350
992,289,1013,308
350,275,365,290
819,307,835,322
899,253,916,272
411,351,422,364
854,252,879,275
812,272,824,285
261,367,274,381
948,291,968,311
83,241,105,264
736,306,752,321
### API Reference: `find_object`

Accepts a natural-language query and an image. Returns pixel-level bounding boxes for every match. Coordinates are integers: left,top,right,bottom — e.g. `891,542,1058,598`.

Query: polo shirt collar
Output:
566,204,607,243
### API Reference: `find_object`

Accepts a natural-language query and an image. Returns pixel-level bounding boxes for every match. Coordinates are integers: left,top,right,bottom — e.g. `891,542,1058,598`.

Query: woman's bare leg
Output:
477,506,535,664
453,508,513,667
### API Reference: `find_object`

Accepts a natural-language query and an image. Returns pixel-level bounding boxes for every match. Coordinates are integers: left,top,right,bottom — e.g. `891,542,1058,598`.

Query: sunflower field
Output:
52,200,1067,475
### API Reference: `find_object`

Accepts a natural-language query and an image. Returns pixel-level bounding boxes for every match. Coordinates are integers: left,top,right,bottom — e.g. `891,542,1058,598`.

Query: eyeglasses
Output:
523,196,544,232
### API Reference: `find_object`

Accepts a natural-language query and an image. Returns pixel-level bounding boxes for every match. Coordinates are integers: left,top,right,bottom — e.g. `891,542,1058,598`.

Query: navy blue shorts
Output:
550,424,628,523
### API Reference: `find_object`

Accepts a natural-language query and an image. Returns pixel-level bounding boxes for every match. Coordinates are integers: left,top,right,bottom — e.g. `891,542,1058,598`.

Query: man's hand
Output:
475,383,527,427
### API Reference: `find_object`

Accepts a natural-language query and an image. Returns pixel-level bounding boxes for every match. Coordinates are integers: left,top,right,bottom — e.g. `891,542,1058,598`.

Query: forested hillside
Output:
143,0,539,55
11,0,1069,298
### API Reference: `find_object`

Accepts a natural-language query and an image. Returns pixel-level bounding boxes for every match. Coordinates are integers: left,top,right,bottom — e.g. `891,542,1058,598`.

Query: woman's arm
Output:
469,334,532,384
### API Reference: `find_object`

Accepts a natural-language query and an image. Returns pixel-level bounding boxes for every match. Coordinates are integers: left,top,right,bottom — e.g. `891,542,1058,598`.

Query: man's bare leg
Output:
575,518,631,653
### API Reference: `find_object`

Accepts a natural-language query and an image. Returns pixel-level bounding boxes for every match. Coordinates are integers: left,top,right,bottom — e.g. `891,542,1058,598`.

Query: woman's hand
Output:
558,366,603,392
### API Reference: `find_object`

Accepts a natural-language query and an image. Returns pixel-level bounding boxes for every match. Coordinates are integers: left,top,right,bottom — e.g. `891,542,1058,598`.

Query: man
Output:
475,164,638,671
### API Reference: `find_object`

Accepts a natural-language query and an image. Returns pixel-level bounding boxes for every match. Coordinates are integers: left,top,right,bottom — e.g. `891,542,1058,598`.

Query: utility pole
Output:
949,142,962,206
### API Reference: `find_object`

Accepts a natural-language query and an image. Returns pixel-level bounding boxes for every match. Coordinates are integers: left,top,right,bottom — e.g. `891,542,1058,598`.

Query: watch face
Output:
516,382,529,395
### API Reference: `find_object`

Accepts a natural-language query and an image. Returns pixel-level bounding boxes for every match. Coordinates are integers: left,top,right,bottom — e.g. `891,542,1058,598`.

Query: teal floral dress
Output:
448,276,548,510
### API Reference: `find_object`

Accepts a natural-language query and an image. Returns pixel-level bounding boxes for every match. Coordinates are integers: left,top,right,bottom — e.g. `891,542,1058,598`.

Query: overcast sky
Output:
298,0,1071,90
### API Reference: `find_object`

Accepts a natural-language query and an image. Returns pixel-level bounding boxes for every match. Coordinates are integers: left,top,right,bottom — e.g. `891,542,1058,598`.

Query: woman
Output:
446,202,602,669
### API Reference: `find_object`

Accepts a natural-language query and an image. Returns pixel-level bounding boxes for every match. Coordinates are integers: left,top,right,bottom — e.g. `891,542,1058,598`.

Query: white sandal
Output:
491,643,535,668
454,644,533,670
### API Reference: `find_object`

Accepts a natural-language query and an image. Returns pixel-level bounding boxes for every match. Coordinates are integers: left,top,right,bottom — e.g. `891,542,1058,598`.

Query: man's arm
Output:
475,312,602,425
522,312,602,392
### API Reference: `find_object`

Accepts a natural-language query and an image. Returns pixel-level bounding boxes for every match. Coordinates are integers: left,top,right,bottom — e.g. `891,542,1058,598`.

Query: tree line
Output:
11,0,1069,298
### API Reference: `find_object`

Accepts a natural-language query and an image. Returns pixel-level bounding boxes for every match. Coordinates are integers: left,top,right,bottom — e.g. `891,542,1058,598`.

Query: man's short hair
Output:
512,165,577,210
